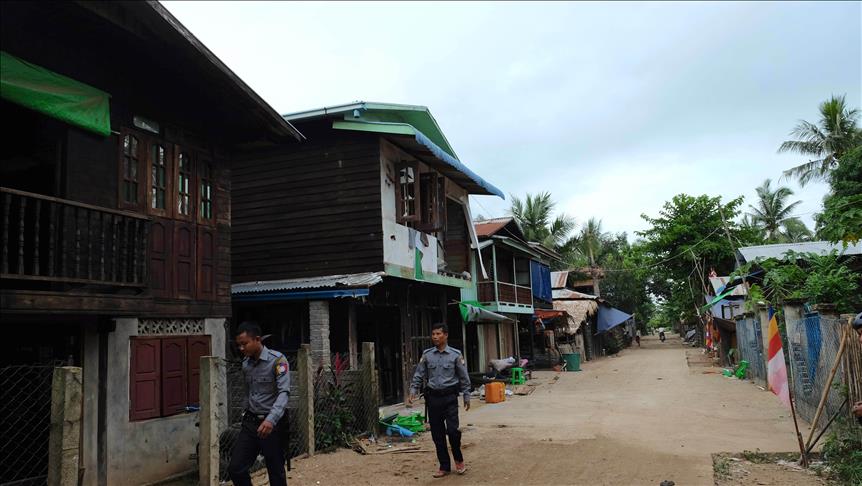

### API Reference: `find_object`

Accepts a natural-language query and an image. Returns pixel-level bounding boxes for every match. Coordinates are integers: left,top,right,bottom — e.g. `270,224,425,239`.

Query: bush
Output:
822,415,862,485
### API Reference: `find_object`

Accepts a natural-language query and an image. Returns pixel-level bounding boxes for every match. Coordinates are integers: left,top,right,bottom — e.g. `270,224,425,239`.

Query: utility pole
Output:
718,204,743,269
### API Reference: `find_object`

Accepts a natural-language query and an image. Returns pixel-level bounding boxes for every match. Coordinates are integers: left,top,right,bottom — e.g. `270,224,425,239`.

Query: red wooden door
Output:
196,227,216,301
174,222,196,299
161,337,188,415
148,218,173,297
130,338,161,421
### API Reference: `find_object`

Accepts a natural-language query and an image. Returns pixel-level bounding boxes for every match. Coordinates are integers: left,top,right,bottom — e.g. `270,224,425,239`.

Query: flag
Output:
766,307,791,408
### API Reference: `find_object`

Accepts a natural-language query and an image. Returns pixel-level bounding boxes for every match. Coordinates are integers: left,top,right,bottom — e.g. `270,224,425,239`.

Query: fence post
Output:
297,344,315,455
199,356,222,486
48,366,82,486
361,342,379,435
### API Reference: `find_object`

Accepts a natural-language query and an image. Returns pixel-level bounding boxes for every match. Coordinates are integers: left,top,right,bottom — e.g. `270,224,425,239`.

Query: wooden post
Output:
297,344,315,455
362,342,379,434
48,367,82,486
348,302,358,370
199,356,222,486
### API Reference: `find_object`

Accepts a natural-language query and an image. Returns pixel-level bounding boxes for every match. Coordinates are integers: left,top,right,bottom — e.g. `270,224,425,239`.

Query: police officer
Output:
229,321,290,486
408,323,471,478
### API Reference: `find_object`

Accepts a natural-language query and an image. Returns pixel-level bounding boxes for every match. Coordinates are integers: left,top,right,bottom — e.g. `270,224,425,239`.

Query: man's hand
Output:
852,401,862,418
406,393,416,407
464,401,470,411
257,419,274,439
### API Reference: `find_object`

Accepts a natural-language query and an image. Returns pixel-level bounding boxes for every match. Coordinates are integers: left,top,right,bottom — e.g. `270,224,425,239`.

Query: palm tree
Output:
747,179,803,241
779,218,813,243
509,192,575,249
577,217,605,296
778,94,861,186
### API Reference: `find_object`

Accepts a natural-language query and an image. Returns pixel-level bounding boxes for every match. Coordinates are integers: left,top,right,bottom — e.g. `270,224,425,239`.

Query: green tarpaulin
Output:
458,300,510,323
1,51,111,136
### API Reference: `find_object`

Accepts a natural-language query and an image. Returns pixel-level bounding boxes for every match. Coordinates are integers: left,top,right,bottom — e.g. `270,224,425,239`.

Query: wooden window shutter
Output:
173,222,196,299
196,227,216,301
395,161,420,224
130,337,161,421
148,218,173,298
160,337,188,416
186,335,212,406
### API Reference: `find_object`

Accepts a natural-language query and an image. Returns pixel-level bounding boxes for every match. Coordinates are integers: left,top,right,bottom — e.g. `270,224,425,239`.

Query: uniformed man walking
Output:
229,321,290,486
408,323,471,478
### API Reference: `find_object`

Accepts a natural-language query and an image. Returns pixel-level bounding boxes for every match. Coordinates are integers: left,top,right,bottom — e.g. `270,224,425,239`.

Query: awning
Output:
553,299,598,334
1,51,111,136
459,300,510,323
596,305,632,333
534,309,565,320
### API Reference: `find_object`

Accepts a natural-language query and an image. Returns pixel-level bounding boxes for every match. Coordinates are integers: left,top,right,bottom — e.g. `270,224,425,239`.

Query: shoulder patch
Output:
274,356,289,376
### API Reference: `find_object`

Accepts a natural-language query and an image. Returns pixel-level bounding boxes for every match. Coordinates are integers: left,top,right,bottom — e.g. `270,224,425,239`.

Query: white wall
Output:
82,318,227,486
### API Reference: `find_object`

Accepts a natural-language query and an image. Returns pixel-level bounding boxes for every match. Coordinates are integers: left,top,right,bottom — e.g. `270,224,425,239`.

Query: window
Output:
177,152,193,218
395,161,420,224
130,335,211,421
121,134,140,206
150,143,168,211
198,160,213,222
418,172,446,232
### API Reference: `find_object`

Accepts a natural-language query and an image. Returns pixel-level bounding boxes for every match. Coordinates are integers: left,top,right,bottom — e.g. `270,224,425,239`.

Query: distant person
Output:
635,328,641,347
229,322,290,486
853,313,862,425
408,323,471,477
658,327,666,342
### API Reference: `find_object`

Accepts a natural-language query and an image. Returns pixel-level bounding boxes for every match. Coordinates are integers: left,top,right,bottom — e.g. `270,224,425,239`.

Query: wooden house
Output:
230,102,503,404
0,2,302,484
459,218,553,372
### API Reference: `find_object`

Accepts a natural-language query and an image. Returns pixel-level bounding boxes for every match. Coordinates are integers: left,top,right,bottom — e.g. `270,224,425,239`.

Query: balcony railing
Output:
1,187,149,287
477,280,532,306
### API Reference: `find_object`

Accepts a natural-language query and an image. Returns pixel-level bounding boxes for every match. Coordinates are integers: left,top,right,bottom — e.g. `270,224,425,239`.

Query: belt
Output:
425,385,460,397
243,410,267,421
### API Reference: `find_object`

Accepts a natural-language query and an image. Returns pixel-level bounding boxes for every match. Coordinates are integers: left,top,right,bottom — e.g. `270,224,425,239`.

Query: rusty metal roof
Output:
232,272,384,295
475,217,515,238
551,271,568,289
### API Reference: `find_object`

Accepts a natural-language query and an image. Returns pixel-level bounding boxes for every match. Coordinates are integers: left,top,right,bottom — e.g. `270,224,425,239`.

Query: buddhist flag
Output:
766,307,791,408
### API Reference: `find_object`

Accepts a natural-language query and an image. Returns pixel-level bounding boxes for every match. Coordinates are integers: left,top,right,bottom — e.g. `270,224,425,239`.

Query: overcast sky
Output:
165,1,861,238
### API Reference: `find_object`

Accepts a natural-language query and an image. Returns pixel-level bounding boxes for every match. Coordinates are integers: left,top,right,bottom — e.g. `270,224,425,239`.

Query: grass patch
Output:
822,416,862,485
741,448,769,464
712,454,732,480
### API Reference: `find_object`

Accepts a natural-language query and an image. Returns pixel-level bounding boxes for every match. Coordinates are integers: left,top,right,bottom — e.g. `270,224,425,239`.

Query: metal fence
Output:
786,312,846,424
312,354,374,453
0,365,55,486
735,315,767,386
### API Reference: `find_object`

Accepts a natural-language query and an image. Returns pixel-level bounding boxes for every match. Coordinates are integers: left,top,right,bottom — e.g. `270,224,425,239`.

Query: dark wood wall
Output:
232,122,384,282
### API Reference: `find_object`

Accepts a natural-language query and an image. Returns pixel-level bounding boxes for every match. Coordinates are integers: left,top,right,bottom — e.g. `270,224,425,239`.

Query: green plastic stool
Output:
734,360,749,379
510,367,526,385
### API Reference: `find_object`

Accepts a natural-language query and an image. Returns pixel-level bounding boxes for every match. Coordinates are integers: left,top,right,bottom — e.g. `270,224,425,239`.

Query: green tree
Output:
509,192,576,249
746,178,805,242
779,218,813,243
816,145,862,244
778,94,861,186
600,237,655,326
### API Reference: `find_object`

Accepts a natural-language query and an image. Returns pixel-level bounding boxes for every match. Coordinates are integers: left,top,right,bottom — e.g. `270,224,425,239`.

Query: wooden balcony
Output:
1,187,149,288
477,280,533,306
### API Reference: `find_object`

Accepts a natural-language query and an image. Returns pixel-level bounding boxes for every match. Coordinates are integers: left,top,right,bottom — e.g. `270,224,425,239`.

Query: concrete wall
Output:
81,318,227,486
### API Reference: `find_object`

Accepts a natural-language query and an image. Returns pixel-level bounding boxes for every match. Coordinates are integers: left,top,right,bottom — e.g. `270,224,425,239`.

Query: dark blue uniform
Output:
410,345,471,472
229,346,290,486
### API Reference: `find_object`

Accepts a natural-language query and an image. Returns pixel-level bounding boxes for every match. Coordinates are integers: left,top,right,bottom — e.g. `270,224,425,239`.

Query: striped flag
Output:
766,307,791,408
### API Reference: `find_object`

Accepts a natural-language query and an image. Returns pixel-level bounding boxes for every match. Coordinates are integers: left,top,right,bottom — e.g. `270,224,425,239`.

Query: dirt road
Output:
279,335,812,485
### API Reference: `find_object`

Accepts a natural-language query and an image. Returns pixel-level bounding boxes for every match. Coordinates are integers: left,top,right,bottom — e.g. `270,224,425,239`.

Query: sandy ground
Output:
256,335,819,486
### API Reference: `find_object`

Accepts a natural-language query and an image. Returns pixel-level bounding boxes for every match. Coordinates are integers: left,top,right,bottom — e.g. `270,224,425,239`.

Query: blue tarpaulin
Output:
530,260,552,303
596,305,632,333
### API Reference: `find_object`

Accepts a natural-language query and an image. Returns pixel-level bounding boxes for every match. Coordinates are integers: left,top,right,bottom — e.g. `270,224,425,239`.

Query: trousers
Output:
228,414,288,486
426,392,463,471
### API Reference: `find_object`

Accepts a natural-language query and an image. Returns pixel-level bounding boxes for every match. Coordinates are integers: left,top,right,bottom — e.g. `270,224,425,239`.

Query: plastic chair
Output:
510,367,526,385
734,360,749,379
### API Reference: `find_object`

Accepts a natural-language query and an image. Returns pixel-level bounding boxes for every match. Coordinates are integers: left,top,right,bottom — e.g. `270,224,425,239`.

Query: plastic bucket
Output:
562,353,581,372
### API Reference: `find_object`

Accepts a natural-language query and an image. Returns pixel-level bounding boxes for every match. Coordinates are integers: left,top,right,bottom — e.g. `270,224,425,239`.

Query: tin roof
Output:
475,217,516,238
232,272,384,295
551,271,568,289
737,241,862,262
553,288,598,300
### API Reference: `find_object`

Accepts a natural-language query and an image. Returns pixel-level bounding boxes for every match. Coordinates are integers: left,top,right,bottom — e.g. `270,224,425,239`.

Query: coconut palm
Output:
747,179,803,241
778,94,861,186
509,192,575,249
779,217,813,243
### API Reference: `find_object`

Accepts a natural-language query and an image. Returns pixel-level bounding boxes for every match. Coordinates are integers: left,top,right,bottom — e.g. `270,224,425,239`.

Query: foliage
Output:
822,415,862,485
816,145,862,244
638,194,745,324
747,178,805,242
599,236,655,325
313,355,357,450
778,94,862,186
509,192,576,251
778,217,814,243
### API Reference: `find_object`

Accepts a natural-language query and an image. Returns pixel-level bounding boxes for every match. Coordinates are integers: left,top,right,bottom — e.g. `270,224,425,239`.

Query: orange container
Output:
485,382,506,403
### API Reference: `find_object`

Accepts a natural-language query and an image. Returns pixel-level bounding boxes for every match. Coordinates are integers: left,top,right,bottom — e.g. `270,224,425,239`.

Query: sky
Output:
165,1,861,238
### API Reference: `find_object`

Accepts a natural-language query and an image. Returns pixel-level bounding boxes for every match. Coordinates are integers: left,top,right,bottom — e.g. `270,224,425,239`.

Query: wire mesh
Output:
312,353,373,452
786,312,846,425
0,365,55,486
735,315,767,386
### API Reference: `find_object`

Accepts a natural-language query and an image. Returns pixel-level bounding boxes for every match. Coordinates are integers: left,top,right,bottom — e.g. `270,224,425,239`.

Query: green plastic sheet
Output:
1,51,111,136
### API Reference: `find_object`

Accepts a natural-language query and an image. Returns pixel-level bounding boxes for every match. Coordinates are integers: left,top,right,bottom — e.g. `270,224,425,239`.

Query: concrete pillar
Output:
784,300,804,348
297,344,315,455
348,302,358,370
309,300,331,369
361,342,380,434
48,367,82,486
199,356,223,486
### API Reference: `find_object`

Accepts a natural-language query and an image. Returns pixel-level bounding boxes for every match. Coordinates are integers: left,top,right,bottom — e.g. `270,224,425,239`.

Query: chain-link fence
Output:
0,365,55,486
312,353,375,452
219,355,299,482
786,312,846,424
735,315,767,386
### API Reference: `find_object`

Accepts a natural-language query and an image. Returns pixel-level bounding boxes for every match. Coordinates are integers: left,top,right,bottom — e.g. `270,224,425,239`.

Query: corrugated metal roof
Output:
551,271,568,289
232,272,384,295
475,218,513,237
552,288,598,300
738,241,862,262
708,276,748,296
